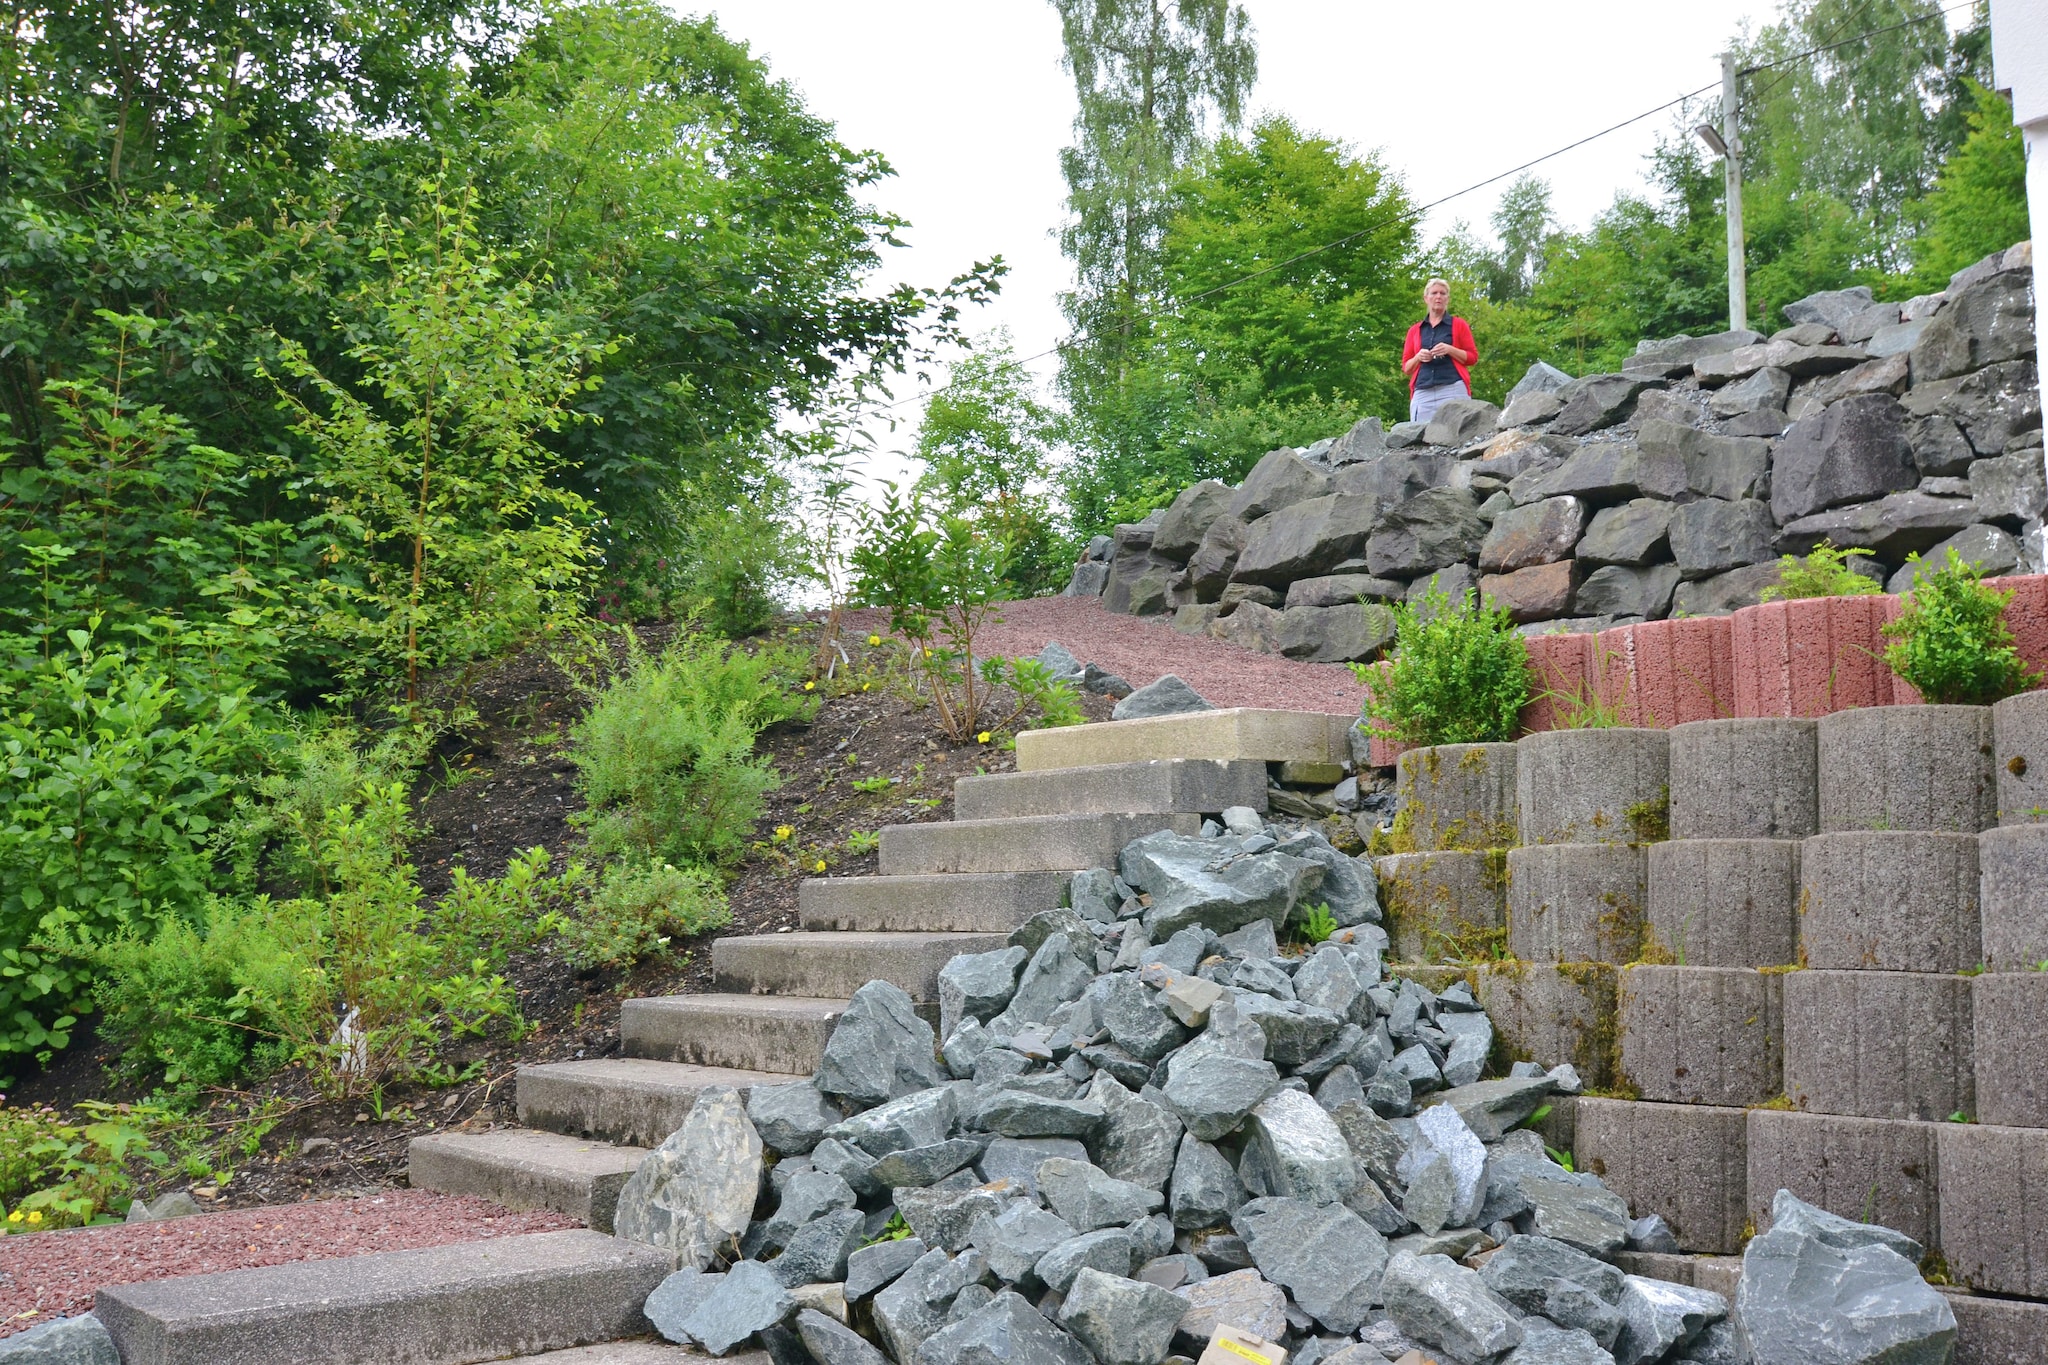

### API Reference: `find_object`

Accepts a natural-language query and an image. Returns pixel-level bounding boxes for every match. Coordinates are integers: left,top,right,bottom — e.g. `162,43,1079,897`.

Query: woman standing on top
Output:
1402,278,1479,426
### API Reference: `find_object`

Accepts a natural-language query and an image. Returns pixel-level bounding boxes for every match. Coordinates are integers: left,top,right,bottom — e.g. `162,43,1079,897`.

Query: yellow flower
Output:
977,731,992,744
25,1211,40,1224
867,634,882,647
923,648,932,658
5,1210,20,1223
861,682,871,692
814,859,828,873
773,825,794,842
803,681,816,691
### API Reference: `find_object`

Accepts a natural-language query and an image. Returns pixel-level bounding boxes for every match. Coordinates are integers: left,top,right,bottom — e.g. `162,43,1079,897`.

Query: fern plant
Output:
1761,541,1881,601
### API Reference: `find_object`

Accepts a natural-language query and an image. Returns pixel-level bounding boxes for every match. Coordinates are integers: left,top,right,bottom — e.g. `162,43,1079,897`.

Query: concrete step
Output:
1014,707,1352,772
94,1227,669,1365
799,870,1070,933
518,1058,794,1149
623,993,845,1075
877,811,1199,875
713,931,1007,1002
953,758,1268,820
407,1128,649,1233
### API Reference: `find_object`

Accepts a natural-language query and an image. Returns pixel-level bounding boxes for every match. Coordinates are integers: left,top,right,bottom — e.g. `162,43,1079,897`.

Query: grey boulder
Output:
1119,831,1322,939
748,1081,843,1156
1038,1156,1164,1230
1238,1087,1360,1205
1059,1267,1188,1365
679,1259,796,1356
0,1315,119,1365
915,1289,1096,1365
846,1236,931,1301
1768,394,1916,524
1084,1074,1184,1190
798,1308,895,1365
1381,1250,1524,1363
817,981,946,1106
1611,1275,1725,1365
1153,481,1237,559
940,947,1029,1041
1112,676,1213,721
614,1084,763,1268
1171,1268,1289,1346
1170,1131,1250,1229
1231,449,1334,521
1233,1197,1388,1333
1367,487,1487,578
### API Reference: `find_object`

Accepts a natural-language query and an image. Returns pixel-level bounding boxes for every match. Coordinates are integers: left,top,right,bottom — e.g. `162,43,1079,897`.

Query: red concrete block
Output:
1356,661,1413,769
1730,595,1899,719
1590,617,1736,729
1519,630,1595,735
1983,575,2048,695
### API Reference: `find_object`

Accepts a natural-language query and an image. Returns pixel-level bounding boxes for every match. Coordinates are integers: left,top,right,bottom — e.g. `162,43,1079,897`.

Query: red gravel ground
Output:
843,596,1368,716
0,1191,575,1337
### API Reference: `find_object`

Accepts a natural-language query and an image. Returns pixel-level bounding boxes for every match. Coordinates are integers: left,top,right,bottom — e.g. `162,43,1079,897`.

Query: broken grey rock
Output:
1233,494,1379,588
970,1201,1078,1287
1709,365,1792,418
680,1259,797,1356
1506,1318,1623,1365
1482,1235,1627,1348
1367,487,1487,579
771,1207,867,1288
875,1249,958,1364
1669,498,1775,579
1233,1197,1388,1333
1058,1267,1189,1365
872,1139,991,1190
818,981,946,1106
1037,1156,1164,1231
1239,1087,1360,1205
1153,482,1238,560
762,1169,858,1249
917,1289,1096,1365
1629,1214,1681,1255
1381,1250,1524,1363
900,1182,1013,1254
1329,417,1389,465
975,1090,1104,1140
1119,831,1322,940
1111,675,1214,721
847,1237,931,1301
941,948,1030,1041
1231,450,1336,522
647,1268,721,1346
1099,974,1191,1062
798,1308,894,1365
615,1084,763,1269
1577,500,1675,566
1769,394,1917,524
979,1138,1087,1200
811,1137,886,1200
1509,360,1576,401
1171,1268,1289,1346
1034,1228,1136,1294
1611,1275,1725,1365
833,1086,958,1158
1761,1187,1922,1262
1576,563,1681,621
1085,1074,1184,1190
1424,399,1504,449
1551,374,1666,436
748,1081,843,1157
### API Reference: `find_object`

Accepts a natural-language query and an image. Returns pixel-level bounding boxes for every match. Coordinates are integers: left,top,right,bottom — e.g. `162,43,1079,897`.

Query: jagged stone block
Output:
1394,744,1518,851
1971,972,2048,1128
1937,1122,2048,1298
1668,718,1819,839
1375,850,1508,964
1817,704,1997,833
1515,729,1671,845
1782,969,1974,1122
1618,966,1782,1107
1979,826,2048,970
1645,838,1801,967
1747,1108,1943,1253
1993,690,2048,826
1472,963,1618,1090
1575,1098,1749,1254
1506,844,1648,964
1798,831,1981,973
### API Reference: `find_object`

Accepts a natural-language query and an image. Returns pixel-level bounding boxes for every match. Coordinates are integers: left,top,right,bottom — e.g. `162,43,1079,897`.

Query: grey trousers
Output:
1409,380,1470,425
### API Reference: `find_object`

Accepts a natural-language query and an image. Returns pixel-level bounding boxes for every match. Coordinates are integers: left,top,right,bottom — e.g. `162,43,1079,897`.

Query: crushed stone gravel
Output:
842,597,1367,716
0,1190,575,1337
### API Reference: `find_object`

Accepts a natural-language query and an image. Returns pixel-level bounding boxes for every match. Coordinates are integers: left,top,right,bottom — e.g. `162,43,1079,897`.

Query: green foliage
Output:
1909,81,2030,288
553,861,728,971
1882,549,2041,705
1298,904,1338,946
1,1101,168,1231
571,630,814,869
1357,588,1531,746
1763,542,1882,601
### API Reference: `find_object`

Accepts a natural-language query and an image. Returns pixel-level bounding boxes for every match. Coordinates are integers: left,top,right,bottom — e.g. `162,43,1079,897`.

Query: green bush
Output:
571,630,814,868
555,860,730,971
1761,542,1882,601
1882,549,2040,705
1354,586,1531,745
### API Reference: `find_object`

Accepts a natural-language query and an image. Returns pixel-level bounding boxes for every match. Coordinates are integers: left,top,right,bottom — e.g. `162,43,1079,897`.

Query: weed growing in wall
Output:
1882,549,2041,705
1354,585,1531,746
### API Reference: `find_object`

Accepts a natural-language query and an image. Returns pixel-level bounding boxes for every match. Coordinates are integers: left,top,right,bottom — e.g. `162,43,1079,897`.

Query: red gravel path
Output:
0,1191,575,1337
843,597,1367,716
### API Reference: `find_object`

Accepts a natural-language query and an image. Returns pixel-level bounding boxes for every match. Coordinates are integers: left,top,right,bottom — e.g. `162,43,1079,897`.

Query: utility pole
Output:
1697,55,1748,331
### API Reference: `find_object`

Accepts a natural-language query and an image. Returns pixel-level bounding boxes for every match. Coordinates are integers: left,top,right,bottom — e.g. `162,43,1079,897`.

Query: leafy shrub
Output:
1,1100,166,1230
1353,587,1531,745
554,861,729,971
571,630,815,869
1882,549,2041,705
1762,541,1881,601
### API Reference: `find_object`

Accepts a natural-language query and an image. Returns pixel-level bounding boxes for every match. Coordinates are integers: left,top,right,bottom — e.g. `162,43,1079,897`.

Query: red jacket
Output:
1403,315,1479,395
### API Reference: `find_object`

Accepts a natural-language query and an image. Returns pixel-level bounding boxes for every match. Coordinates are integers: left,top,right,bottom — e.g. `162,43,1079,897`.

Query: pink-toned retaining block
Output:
1592,617,1736,729
1355,661,1412,768
1731,595,1899,719
1520,630,1596,734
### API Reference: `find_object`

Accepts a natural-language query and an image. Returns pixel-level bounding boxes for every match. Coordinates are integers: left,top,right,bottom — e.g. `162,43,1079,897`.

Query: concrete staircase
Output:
90,710,1347,1365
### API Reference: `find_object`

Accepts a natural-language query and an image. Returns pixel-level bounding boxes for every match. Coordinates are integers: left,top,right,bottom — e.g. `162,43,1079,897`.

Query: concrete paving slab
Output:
1618,966,1782,1107
1505,843,1648,964
94,1228,670,1365
407,1129,648,1233
1375,849,1507,962
877,811,1199,875
1576,1097,1749,1254
1668,718,1819,839
799,871,1070,934
1818,704,1997,833
1013,708,1349,771
518,1059,791,1149
1514,728,1670,846
1938,1122,2048,1299
1393,743,1518,851
622,995,843,1076
1747,1108,1943,1253
1979,825,2048,970
953,759,1267,821
1782,969,1974,1122
712,931,1006,1002
1798,831,1981,972
1972,972,2048,1128
1645,837,1801,967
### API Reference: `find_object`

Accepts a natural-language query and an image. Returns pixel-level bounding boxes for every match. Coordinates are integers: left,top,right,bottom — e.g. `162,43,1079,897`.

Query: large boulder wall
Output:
622,816,1945,1365
1066,243,2039,659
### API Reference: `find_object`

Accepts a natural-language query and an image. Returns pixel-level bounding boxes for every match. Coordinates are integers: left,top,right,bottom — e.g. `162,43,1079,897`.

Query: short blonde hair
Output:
1425,278,1451,293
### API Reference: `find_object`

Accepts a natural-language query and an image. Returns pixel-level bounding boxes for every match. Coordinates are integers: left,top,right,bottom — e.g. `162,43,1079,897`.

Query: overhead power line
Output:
876,0,1979,417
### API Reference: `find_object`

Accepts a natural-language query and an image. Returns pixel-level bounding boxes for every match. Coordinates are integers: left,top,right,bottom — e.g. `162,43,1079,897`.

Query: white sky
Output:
694,1,1934,472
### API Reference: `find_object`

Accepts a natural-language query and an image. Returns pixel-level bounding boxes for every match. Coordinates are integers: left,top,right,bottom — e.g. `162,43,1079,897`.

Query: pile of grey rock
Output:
610,820,1953,1365
1064,242,2040,660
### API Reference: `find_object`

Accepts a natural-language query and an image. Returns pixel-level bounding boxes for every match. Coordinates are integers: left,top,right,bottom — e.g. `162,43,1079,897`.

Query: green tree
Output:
1909,81,2029,287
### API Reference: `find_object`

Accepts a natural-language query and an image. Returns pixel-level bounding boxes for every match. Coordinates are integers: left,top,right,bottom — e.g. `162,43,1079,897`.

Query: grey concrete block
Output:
1618,966,1783,1107
1971,973,2048,1128
1668,718,1819,839
954,760,1269,821
1575,1098,1749,1254
1980,826,2048,970
1394,744,1518,851
1942,1290,2048,1365
406,1130,649,1233
1472,963,1619,1090
1515,729,1671,845
1375,850,1508,963
1611,1250,1697,1285
713,932,1007,1003
523,1342,745,1364
1992,691,2048,825
517,1060,788,1150
879,812,1201,875
799,872,1071,934
1506,844,1649,964
94,1228,670,1365
1799,831,1981,973
1937,1122,2048,1298
623,995,842,1076
1645,838,1802,967
1818,705,1998,833
1747,1108,1943,1253
1782,969,1974,1122
1690,1257,1744,1304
